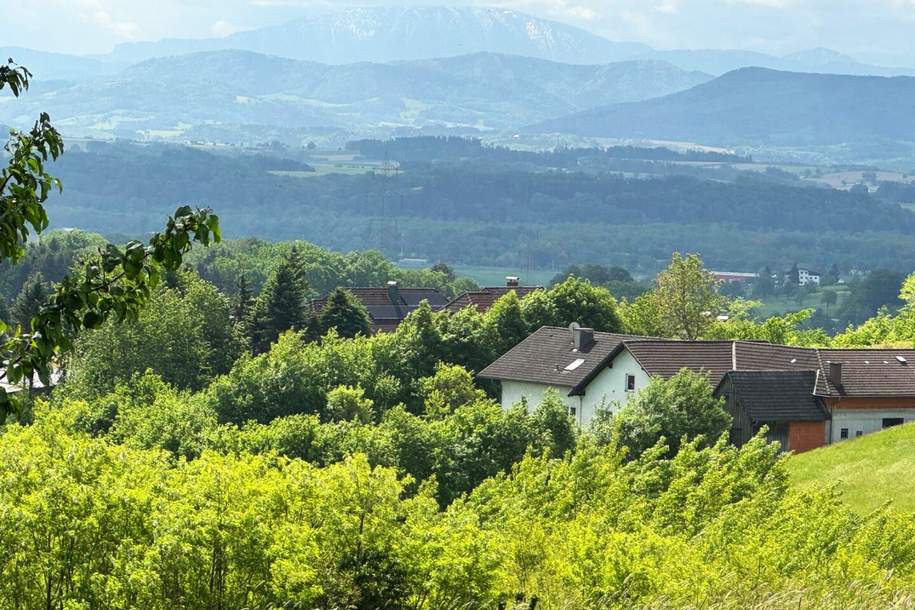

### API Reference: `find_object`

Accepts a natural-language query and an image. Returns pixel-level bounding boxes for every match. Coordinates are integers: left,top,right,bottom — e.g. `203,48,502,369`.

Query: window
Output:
883,418,904,429
625,374,636,392
564,358,585,371
569,406,577,418
840,428,849,439
856,431,863,438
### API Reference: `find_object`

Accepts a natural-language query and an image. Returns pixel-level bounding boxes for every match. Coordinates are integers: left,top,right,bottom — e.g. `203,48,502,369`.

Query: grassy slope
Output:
788,423,915,514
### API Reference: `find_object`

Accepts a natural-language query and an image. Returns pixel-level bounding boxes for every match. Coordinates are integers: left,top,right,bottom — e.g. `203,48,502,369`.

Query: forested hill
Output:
0,50,708,138
43,142,915,273
532,67,915,147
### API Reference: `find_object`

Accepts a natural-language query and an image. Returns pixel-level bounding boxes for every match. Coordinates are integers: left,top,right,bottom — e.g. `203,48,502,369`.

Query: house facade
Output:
477,326,651,426
479,325,915,453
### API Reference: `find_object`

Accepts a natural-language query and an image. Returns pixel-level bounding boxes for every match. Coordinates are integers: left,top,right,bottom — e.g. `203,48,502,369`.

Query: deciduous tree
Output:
0,60,220,415
652,252,725,340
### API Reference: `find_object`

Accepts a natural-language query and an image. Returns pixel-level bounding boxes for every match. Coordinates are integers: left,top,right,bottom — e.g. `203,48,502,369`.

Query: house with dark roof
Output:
311,281,447,333
479,325,915,453
478,325,655,426
445,277,542,314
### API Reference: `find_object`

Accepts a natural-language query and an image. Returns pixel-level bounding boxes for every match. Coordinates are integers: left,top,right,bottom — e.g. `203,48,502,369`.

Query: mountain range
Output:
5,6,914,82
0,50,710,139
105,7,651,67
532,67,915,150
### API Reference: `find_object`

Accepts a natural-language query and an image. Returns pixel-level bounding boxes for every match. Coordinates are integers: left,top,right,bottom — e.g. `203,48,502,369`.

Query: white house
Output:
478,325,652,427
798,268,821,286
479,326,915,453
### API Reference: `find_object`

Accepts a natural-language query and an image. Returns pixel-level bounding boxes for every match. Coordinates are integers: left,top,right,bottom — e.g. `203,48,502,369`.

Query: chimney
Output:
506,276,520,287
386,280,400,304
829,361,843,386
572,325,594,351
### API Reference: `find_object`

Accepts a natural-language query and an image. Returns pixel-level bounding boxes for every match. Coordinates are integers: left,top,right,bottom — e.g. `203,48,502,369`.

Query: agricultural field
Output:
789,423,915,514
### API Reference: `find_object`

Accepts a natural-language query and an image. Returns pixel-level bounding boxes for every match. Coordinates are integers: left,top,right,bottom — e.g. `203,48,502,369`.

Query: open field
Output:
753,285,850,318
788,423,915,514
808,170,911,190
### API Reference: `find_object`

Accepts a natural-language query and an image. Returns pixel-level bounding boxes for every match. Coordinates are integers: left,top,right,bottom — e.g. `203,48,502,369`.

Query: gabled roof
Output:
621,340,735,385
484,326,915,400
718,371,829,422
818,348,915,397
477,326,648,391
312,287,447,333
445,286,542,313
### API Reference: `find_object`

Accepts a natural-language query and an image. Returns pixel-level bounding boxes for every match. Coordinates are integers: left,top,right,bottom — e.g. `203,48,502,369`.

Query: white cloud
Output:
91,8,142,39
211,19,244,37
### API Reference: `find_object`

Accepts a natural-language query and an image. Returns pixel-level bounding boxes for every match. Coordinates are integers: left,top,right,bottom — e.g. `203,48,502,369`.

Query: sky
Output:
4,0,915,65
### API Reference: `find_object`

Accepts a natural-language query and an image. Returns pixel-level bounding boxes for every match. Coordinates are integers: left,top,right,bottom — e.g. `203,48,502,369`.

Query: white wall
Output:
499,348,651,427
500,380,581,421
830,409,915,442
577,349,651,426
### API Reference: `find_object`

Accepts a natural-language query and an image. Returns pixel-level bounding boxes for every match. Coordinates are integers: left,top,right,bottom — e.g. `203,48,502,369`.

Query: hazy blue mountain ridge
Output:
0,50,710,138
107,6,651,66
532,67,915,148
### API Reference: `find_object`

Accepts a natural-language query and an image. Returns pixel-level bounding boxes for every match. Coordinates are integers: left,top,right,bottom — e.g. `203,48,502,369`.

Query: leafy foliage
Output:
615,369,733,458
0,61,221,416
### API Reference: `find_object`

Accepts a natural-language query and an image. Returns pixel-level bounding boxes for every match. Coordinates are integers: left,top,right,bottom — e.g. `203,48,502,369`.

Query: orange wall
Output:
789,421,827,453
824,397,915,410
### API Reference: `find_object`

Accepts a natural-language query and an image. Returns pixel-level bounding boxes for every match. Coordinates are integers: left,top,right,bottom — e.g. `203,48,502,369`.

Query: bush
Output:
615,368,732,458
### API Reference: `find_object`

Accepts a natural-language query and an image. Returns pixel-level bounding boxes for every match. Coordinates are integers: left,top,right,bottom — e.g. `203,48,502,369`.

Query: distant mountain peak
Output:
108,5,651,66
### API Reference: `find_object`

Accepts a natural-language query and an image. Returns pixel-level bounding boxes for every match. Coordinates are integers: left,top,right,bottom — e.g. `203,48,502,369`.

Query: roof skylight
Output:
564,358,586,371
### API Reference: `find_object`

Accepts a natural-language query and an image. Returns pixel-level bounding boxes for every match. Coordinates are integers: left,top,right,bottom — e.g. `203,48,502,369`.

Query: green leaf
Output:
83,311,103,329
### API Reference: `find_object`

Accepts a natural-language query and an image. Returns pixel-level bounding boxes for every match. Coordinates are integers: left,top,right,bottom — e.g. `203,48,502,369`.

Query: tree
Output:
0,60,220,415
231,274,254,327
521,276,622,332
319,288,372,338
325,384,374,423
615,368,732,458
248,249,309,352
821,289,838,313
64,272,243,398
652,252,725,340
484,290,528,356
839,269,905,326
9,272,49,329
419,363,485,419
430,262,456,281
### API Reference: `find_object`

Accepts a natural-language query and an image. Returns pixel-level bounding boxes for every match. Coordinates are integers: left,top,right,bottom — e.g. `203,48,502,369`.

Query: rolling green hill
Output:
788,423,915,513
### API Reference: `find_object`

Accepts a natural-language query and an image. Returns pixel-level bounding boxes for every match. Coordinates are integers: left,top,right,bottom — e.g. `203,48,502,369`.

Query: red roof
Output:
445,286,542,313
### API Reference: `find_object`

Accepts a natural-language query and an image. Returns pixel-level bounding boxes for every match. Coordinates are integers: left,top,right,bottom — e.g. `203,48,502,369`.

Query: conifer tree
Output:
231,275,254,327
10,272,49,329
248,251,309,353
319,288,372,338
